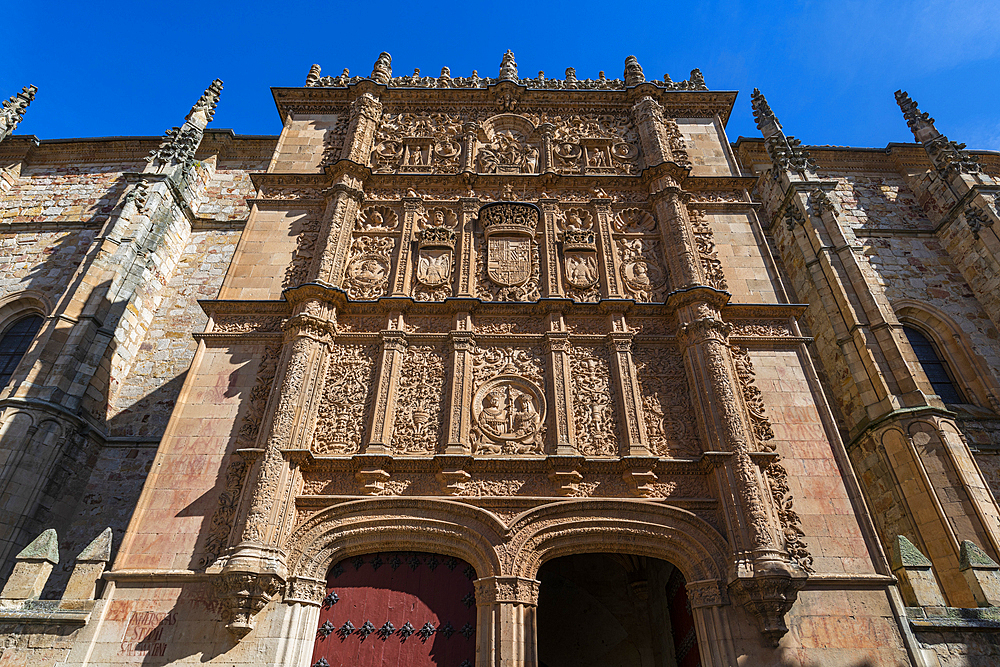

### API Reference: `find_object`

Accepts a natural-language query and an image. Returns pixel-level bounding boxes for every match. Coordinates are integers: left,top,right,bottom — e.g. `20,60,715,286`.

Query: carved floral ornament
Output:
370,110,642,176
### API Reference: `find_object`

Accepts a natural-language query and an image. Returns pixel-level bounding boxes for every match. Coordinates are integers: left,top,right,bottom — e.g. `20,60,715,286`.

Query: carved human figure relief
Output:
313,344,378,455
470,345,546,455
536,112,640,175
568,345,617,456
558,207,600,300
371,112,464,174
344,236,395,300
616,237,667,302
633,346,701,458
391,345,446,455
478,129,537,174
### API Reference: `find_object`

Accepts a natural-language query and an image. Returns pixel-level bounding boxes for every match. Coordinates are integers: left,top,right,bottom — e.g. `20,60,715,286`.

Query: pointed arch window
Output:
0,315,43,388
902,325,965,404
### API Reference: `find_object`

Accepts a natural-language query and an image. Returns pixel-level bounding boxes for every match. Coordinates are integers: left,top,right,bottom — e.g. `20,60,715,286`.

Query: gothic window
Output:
903,325,965,404
0,315,42,388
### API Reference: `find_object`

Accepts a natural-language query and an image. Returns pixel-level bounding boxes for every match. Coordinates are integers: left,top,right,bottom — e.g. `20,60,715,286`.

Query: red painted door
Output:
310,552,477,667
667,569,701,667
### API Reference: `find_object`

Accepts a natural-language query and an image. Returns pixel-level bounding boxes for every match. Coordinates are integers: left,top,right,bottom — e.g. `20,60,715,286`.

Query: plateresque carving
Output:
344,236,395,300
391,345,446,455
616,237,667,302
471,345,546,455
569,345,616,456
313,344,377,455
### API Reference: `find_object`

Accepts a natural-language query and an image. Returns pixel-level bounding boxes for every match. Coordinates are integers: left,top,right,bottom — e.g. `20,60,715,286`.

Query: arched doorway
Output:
310,552,477,667
536,553,699,667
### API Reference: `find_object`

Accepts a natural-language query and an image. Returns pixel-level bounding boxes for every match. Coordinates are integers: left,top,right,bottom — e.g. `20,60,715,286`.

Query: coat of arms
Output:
564,252,598,289
417,249,452,287
487,236,532,286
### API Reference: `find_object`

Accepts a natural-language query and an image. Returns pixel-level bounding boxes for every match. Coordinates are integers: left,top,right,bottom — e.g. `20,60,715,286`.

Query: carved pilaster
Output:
592,198,623,298
445,328,475,452
456,199,480,297
390,197,422,296
364,331,407,453
545,331,575,454
540,199,562,297
606,330,649,456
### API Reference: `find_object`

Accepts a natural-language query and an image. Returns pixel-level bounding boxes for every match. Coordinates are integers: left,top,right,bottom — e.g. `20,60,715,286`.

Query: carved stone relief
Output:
356,205,400,231
568,344,617,456
471,345,546,455
731,345,775,448
344,235,396,300
614,208,657,233
534,113,640,175
413,211,457,301
202,344,280,567
313,344,378,455
559,207,600,301
633,346,701,458
476,202,541,302
615,237,668,302
391,345,446,455
371,112,464,174
284,217,322,289
689,209,728,292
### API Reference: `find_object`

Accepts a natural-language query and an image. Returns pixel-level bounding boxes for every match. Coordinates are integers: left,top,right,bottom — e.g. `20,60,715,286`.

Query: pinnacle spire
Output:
0,85,38,144
305,64,322,87
895,89,979,178
146,79,223,172
186,79,223,129
499,50,518,82
750,88,815,175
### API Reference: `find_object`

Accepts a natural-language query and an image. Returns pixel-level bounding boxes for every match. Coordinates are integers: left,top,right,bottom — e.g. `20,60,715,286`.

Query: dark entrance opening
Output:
310,552,477,667
537,553,699,667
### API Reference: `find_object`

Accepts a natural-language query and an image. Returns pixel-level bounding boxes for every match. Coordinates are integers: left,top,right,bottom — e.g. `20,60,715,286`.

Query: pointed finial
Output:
76,527,113,562
371,52,392,85
499,50,518,82
624,56,645,86
751,88,816,174
0,84,38,143
16,528,59,564
186,79,223,127
305,64,322,87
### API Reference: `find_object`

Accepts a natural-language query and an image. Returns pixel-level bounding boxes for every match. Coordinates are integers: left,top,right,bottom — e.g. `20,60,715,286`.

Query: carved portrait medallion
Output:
621,259,663,298
564,252,598,289
487,237,532,286
472,375,545,451
346,253,390,298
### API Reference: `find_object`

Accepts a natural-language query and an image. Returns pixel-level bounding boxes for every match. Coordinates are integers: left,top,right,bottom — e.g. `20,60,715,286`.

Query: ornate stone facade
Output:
0,52,998,667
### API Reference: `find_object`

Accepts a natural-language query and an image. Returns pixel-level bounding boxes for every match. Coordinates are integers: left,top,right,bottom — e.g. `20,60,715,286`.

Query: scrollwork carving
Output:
344,236,396,300
470,345,546,455
633,346,701,458
391,345,446,455
614,208,657,233
766,457,814,573
731,345,775,448
313,344,378,455
569,344,617,456
616,237,668,302
689,209,728,291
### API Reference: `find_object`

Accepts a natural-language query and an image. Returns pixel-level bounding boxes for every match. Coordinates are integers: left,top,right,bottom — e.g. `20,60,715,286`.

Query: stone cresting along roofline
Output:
303,51,710,91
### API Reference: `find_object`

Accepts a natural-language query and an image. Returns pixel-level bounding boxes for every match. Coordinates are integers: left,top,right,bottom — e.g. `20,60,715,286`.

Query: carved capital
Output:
728,566,807,647
215,570,285,639
474,576,540,606
350,92,382,122
677,316,732,347
382,331,408,352
285,576,326,606
685,579,729,608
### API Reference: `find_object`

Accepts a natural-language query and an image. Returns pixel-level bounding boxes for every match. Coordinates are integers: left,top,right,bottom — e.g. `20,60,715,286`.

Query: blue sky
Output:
4,0,999,150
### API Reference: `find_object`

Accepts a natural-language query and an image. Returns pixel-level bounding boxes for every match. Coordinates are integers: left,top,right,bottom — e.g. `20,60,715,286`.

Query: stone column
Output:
652,187,702,290
474,576,540,667
461,122,479,173
537,123,555,174
363,331,407,453
221,302,336,638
